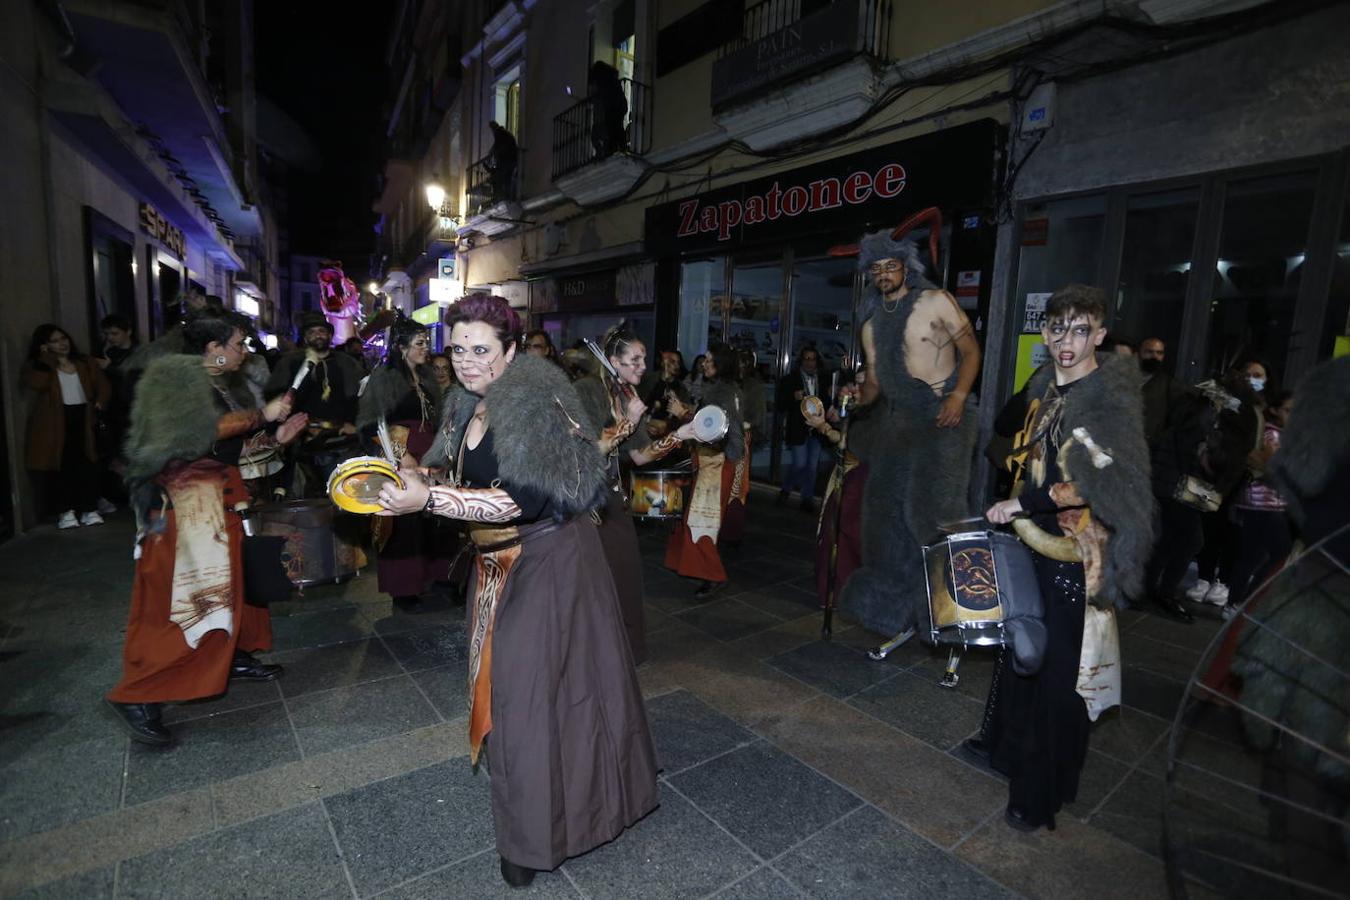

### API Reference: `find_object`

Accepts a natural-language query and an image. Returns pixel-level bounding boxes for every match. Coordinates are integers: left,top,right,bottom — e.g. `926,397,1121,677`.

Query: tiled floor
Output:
0,490,1293,898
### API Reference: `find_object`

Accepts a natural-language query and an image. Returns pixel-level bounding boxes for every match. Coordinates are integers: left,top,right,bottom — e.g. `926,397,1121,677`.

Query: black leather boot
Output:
499,857,536,887
230,651,284,681
105,699,172,746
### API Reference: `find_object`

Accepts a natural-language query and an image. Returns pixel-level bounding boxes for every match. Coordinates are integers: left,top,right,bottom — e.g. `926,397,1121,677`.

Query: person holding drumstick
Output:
976,285,1152,832
574,325,699,663
378,293,657,888
663,343,745,597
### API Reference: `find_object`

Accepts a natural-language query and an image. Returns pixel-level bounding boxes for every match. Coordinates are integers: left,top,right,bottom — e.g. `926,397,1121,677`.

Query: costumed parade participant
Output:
264,311,363,495
777,347,829,514
841,213,982,645
575,326,700,664
977,285,1153,832
805,374,873,611
317,260,363,345
381,294,658,887
663,344,745,597
356,318,453,613
719,348,763,547
105,312,307,745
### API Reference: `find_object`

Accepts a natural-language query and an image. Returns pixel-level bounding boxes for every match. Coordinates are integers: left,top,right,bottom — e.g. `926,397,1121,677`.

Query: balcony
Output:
462,151,525,237
551,79,652,205
711,0,892,150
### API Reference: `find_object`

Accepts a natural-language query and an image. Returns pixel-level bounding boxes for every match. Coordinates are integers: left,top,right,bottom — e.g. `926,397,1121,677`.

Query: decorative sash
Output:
160,460,235,648
467,543,523,765
687,445,725,545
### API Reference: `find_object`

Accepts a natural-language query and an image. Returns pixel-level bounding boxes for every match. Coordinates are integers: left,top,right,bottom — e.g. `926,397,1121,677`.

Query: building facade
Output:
1,0,279,533
370,0,1350,490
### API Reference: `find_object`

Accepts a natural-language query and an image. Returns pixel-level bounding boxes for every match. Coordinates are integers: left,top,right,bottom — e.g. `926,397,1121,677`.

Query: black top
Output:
293,358,359,424
460,428,555,525
777,367,830,444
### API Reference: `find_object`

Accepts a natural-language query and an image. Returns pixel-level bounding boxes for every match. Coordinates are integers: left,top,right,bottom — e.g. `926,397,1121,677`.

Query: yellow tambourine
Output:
327,456,405,514
800,396,825,420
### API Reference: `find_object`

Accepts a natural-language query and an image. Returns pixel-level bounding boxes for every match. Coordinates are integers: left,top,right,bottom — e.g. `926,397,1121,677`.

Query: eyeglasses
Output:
868,262,903,275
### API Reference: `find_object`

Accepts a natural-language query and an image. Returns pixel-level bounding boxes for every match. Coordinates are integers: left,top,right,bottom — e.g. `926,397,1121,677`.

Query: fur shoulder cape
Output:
699,378,745,462
574,374,613,434
422,353,610,518
123,354,222,483
356,364,440,431
1270,356,1350,522
1026,353,1155,609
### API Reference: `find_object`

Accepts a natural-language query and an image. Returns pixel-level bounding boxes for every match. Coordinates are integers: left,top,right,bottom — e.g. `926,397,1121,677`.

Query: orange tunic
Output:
107,467,273,703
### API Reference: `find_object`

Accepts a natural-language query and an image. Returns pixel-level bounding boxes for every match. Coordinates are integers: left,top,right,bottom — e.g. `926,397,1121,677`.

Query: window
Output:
677,258,726,363
1115,189,1200,375
493,66,522,137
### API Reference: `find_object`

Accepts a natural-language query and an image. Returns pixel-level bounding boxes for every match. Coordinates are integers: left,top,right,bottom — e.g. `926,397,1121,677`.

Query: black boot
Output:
694,580,725,598
105,699,172,746
230,651,284,681
1151,593,1194,624
500,857,536,887
961,735,990,762
393,594,426,614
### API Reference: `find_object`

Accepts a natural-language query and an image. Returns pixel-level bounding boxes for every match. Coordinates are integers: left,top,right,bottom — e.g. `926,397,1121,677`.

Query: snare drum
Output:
629,469,690,520
238,442,283,480
692,405,728,443
327,456,405,515
922,530,1043,648
245,499,363,586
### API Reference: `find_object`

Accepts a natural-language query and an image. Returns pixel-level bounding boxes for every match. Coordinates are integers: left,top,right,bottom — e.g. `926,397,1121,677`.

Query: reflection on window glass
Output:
1115,190,1199,376
1015,195,1107,305
1322,194,1350,359
677,258,725,364
728,259,782,362
790,257,855,375
1208,172,1316,383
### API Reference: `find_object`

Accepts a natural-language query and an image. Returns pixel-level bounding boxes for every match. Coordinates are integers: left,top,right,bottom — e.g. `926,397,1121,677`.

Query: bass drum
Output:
629,469,691,520
246,499,364,587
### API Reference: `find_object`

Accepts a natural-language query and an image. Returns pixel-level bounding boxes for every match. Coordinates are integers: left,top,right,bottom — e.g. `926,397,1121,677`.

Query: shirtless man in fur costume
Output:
841,230,981,642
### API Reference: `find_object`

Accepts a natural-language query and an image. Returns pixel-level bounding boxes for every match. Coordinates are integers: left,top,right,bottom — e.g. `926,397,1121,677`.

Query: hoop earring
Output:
215,355,228,367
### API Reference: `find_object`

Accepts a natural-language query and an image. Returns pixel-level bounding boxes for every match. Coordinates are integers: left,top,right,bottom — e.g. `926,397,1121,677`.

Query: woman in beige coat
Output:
24,323,111,528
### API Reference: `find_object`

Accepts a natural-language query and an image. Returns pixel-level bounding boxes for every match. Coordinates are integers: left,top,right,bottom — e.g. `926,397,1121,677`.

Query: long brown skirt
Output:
596,491,647,664
481,517,658,870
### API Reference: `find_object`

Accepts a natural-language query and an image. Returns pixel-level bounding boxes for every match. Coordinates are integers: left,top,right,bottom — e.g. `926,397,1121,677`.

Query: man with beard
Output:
1138,337,1188,447
840,229,982,645
265,312,363,493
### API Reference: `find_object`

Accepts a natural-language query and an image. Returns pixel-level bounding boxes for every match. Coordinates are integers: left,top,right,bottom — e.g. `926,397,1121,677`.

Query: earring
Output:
215,355,227,366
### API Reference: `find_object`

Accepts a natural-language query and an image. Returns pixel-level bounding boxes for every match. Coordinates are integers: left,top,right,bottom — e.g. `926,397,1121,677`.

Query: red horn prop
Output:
825,206,944,264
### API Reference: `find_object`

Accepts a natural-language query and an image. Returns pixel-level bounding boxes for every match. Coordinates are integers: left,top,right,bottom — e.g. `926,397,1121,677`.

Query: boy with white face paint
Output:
975,284,1153,833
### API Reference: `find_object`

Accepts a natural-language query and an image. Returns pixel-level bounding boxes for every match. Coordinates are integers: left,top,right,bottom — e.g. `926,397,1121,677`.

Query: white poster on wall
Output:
1023,292,1052,332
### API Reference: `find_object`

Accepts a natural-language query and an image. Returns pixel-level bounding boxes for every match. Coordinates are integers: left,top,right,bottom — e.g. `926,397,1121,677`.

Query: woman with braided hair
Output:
575,325,700,663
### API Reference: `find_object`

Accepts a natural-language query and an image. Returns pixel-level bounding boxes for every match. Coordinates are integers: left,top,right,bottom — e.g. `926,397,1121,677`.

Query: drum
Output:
800,396,825,420
238,443,283,480
922,530,1044,648
327,456,404,515
629,469,690,520
245,500,363,587
692,405,728,443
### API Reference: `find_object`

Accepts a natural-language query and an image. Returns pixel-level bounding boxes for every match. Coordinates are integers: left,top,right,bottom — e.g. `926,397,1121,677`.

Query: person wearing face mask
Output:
574,326,701,662
356,318,454,613
381,294,658,888
1137,337,1190,448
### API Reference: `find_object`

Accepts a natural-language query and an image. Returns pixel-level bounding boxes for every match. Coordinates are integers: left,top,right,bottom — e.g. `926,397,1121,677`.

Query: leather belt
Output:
468,516,569,553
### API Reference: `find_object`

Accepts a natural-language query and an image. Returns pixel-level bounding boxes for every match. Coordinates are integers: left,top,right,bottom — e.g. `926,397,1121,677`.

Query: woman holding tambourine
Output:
575,326,700,663
663,343,745,597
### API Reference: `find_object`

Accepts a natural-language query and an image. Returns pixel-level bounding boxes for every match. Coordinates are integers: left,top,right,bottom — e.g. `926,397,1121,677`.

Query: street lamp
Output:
425,178,446,214
368,281,379,295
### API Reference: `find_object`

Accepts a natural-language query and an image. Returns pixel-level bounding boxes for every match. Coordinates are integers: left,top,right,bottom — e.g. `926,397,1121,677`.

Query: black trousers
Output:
1146,498,1206,600
46,404,100,515
984,555,1090,829
1228,507,1293,607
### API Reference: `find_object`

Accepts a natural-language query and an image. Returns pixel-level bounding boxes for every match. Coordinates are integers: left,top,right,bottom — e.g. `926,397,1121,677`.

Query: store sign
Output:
711,0,862,109
555,270,617,311
139,202,185,258
645,119,1001,256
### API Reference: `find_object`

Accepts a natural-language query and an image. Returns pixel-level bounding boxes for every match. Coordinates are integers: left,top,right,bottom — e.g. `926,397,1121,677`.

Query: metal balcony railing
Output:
551,78,652,181
465,150,522,219
717,0,892,61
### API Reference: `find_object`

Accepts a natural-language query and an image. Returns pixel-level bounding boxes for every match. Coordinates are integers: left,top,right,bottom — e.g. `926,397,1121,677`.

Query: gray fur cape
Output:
1020,353,1154,609
355,363,440,432
422,353,611,519
1269,356,1350,528
838,299,977,637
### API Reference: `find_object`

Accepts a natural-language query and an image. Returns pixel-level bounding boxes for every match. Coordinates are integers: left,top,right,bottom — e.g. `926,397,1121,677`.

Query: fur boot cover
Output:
838,304,977,637
1021,353,1154,609
1269,356,1350,527
422,353,611,519
356,363,440,432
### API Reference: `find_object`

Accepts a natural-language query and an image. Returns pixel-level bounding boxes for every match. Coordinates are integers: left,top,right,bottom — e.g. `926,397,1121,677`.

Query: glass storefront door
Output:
1115,189,1201,373
677,250,861,484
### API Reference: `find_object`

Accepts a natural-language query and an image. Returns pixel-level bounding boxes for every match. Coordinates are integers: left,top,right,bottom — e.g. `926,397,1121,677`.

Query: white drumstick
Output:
284,360,313,403
377,417,399,468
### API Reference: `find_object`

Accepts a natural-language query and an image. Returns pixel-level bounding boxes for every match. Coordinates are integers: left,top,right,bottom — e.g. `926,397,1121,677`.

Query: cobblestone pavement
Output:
0,489,1238,898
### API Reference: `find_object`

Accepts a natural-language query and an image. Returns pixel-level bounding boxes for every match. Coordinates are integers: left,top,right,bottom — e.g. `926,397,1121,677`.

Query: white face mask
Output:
1249,376,1266,393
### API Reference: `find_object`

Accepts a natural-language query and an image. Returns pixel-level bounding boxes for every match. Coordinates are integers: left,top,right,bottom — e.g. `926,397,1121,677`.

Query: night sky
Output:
254,3,396,281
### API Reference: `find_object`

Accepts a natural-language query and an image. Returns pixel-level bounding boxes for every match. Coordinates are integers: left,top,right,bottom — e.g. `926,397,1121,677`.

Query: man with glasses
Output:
840,229,982,645
777,347,829,513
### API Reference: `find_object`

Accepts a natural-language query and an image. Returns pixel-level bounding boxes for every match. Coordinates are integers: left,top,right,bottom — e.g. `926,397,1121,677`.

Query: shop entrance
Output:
677,250,861,484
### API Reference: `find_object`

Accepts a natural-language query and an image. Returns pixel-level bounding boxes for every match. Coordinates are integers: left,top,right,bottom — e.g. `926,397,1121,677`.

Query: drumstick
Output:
376,417,399,469
284,360,313,403
583,338,638,404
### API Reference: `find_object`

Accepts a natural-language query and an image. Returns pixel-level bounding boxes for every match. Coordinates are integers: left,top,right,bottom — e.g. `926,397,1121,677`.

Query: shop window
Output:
494,67,522,137
677,258,726,364
1115,189,1200,375
789,256,855,374
1207,171,1317,384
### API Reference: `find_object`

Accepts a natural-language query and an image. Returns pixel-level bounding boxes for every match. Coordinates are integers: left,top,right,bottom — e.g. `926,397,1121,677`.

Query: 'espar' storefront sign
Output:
645,119,1002,256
